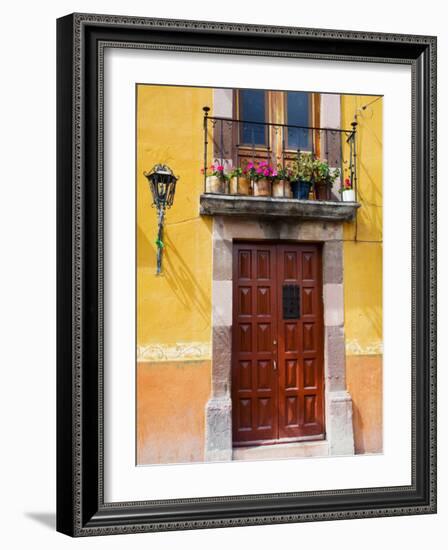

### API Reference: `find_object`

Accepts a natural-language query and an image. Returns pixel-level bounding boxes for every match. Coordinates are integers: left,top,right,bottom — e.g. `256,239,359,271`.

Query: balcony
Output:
199,107,360,222
200,194,359,221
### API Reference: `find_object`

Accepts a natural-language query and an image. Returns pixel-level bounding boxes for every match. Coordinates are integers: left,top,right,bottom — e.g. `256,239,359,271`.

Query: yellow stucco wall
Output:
137,85,214,351
342,95,383,453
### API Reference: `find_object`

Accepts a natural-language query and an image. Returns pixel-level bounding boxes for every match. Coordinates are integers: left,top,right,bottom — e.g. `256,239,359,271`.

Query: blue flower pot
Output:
290,180,311,200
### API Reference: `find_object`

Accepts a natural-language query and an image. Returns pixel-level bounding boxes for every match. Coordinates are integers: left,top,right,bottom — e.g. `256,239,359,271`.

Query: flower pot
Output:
315,181,331,201
253,178,271,197
205,175,225,194
290,179,311,200
342,189,356,202
230,176,251,195
272,180,292,198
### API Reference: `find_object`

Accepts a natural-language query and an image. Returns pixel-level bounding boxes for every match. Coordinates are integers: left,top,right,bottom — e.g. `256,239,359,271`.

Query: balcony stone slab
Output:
200,193,360,222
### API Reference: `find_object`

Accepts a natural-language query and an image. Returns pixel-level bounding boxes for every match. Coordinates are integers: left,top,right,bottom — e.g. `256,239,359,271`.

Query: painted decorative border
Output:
137,342,212,362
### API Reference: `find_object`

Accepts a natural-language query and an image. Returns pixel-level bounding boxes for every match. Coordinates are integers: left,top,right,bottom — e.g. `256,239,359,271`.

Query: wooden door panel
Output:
285,396,300,428
302,250,315,281
277,244,324,440
303,358,317,388
302,287,316,316
257,323,272,352
256,249,271,279
256,287,271,315
303,323,317,353
257,359,272,389
238,287,252,315
283,250,298,280
238,323,252,352
232,242,324,446
285,359,298,389
238,360,252,390
232,243,278,444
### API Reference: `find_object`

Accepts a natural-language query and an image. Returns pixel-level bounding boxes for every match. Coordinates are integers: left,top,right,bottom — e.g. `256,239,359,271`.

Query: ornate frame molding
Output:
57,13,436,536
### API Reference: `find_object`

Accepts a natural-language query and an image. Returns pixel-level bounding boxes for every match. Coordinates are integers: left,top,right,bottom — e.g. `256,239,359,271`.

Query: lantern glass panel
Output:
144,165,178,209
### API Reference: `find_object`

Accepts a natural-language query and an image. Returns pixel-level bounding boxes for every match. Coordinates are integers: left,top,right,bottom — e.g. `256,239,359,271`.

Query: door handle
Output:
273,359,277,371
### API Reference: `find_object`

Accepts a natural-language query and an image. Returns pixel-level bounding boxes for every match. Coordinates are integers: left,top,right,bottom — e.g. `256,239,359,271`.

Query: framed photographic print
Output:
56,13,437,536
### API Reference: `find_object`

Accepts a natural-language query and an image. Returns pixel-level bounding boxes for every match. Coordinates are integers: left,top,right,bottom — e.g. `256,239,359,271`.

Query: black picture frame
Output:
56,13,437,537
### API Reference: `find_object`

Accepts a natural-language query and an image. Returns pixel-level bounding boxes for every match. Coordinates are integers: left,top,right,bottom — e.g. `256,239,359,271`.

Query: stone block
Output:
212,238,232,281
298,221,343,241
223,218,266,241
233,441,329,461
212,281,232,326
323,241,343,284
212,326,232,396
200,195,359,223
212,216,225,241
326,390,355,456
213,89,233,117
323,283,344,327
325,325,346,391
205,396,232,462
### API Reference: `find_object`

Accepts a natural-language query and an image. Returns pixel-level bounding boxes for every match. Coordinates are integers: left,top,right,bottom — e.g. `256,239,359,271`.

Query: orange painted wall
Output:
137,360,211,465
346,355,383,454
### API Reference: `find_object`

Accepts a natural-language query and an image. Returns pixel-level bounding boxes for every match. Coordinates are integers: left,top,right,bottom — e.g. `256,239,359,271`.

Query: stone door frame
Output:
205,216,354,461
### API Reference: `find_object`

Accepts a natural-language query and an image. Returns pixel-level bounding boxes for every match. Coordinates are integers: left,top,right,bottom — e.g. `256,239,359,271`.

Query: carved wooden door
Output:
232,242,324,446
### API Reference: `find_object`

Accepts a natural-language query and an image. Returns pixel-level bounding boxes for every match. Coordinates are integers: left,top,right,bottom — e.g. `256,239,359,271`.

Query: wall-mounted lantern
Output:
143,164,178,275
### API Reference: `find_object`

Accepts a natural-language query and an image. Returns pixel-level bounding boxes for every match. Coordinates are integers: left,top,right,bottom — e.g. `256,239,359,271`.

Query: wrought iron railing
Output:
202,106,358,202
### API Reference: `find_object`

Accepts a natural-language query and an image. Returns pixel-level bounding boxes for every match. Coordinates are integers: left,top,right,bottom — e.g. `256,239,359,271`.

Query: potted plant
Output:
202,163,228,194
246,161,273,197
313,160,340,201
341,177,356,202
272,165,293,197
229,167,250,195
290,153,313,199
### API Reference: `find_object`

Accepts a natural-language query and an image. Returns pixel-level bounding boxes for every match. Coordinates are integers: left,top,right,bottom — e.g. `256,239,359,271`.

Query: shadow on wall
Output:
350,400,365,453
356,163,382,241
137,219,212,324
137,221,153,269
353,104,382,242
163,229,211,324
353,303,382,351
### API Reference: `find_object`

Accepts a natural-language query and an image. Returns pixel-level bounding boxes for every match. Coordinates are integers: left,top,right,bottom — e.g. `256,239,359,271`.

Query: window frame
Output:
235,88,270,147
283,91,319,153
233,89,321,169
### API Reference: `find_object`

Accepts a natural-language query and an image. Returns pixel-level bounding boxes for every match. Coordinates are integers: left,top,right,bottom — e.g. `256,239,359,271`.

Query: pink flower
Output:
216,165,224,172
247,162,254,170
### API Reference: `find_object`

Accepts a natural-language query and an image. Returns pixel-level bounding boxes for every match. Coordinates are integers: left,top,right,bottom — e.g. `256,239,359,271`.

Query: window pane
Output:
287,91,310,150
240,89,266,145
